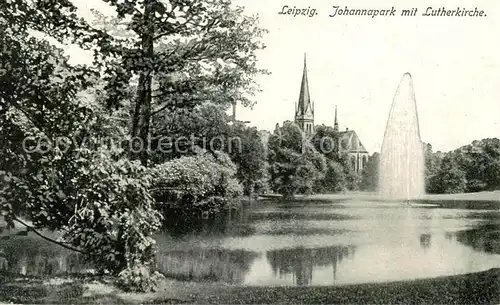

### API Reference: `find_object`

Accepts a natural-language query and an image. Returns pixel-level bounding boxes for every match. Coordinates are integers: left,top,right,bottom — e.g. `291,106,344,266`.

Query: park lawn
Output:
0,268,498,304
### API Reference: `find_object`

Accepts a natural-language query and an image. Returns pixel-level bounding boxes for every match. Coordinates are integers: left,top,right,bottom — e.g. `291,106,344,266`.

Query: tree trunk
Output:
130,1,155,166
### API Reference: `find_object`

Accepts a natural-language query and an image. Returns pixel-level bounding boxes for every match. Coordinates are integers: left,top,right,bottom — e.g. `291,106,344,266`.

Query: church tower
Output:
294,54,315,135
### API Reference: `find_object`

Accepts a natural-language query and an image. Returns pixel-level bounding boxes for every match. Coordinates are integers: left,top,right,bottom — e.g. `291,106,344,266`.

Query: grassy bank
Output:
1,268,499,304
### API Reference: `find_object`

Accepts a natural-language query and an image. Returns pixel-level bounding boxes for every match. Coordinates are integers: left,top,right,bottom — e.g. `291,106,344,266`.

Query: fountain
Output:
379,73,425,200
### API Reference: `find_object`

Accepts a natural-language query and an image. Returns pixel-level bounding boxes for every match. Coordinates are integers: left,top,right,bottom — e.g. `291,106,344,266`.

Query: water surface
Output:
155,198,500,286
1,197,500,287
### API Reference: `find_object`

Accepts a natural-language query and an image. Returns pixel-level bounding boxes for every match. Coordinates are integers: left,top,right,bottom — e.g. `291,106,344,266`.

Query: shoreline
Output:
260,191,500,205
1,268,499,304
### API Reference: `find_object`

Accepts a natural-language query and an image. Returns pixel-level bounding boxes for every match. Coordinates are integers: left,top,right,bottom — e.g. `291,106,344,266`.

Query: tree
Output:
430,155,467,194
311,124,340,161
360,153,379,191
8,0,266,164
0,2,159,291
0,0,267,291
227,122,268,197
425,138,500,193
315,160,347,193
268,122,326,199
149,101,232,162
460,138,500,191
88,0,267,164
423,143,442,193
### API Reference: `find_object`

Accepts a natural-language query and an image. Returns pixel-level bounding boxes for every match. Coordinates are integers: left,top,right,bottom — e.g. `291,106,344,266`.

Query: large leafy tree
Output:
0,6,164,291
429,155,467,194
6,0,266,164
88,0,267,164
0,0,267,290
314,160,347,193
268,121,326,199
227,122,268,197
148,101,232,162
455,139,500,191
310,125,365,192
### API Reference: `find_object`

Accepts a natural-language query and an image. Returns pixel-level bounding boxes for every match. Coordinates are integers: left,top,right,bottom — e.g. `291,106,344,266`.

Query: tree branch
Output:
13,217,86,255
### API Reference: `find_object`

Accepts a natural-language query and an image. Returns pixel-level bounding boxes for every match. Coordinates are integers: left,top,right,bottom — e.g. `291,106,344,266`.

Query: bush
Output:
116,265,165,292
151,151,243,217
54,150,163,292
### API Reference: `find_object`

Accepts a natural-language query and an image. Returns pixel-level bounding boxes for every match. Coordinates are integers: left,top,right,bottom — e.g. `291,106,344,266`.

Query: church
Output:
293,55,370,173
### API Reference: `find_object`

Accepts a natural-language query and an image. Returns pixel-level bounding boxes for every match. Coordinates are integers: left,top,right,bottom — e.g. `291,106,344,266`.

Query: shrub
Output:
57,150,162,291
151,151,243,216
116,265,165,292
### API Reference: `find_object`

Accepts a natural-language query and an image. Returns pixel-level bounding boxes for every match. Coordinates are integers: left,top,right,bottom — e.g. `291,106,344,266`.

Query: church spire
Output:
334,105,339,132
296,53,312,117
294,53,314,135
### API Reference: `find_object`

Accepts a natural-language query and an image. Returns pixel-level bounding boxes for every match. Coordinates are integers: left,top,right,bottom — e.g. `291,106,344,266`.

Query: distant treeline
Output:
424,138,500,194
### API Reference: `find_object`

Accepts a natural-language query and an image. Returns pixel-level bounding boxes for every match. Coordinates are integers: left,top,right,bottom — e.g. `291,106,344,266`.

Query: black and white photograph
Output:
0,0,499,303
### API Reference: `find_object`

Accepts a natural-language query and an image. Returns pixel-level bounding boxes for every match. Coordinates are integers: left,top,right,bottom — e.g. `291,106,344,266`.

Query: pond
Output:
1,197,500,287
154,198,500,286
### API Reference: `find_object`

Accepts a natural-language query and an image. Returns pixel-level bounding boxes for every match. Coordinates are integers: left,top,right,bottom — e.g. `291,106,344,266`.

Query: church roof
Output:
295,54,313,117
339,130,368,153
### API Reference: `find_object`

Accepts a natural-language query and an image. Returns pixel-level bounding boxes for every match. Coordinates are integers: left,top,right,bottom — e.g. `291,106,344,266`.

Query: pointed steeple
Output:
294,53,314,135
296,53,312,117
334,105,339,132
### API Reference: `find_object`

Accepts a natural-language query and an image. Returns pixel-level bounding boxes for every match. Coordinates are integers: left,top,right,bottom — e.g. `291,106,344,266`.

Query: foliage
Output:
314,160,347,193
88,0,268,163
428,155,467,194
116,265,165,293
150,102,268,197
227,123,269,196
0,4,163,291
360,153,379,191
310,125,364,192
60,152,162,278
424,143,442,193
151,151,243,217
425,139,500,194
311,125,340,161
149,102,231,162
268,122,326,199
0,16,97,228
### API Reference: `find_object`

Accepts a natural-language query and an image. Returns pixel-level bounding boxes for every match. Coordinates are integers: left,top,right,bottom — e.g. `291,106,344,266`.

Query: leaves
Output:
151,150,242,215
425,138,500,193
0,0,268,292
268,122,326,198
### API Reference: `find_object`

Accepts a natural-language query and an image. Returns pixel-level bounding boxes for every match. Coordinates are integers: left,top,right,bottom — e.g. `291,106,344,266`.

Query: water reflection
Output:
419,234,431,250
455,224,500,254
0,235,91,277
162,207,255,238
266,245,355,286
156,248,258,284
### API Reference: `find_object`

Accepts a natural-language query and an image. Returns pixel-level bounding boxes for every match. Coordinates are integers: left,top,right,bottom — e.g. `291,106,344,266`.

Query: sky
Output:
67,0,500,153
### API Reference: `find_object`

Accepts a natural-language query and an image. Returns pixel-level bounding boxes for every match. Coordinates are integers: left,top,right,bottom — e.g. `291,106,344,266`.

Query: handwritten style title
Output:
278,6,487,18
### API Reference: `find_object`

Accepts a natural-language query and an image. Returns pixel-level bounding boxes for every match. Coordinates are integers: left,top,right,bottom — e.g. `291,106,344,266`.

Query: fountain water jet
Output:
379,73,425,200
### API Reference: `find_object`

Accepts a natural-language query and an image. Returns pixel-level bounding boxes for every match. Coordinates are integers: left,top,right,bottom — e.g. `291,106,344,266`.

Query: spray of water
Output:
379,73,425,200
